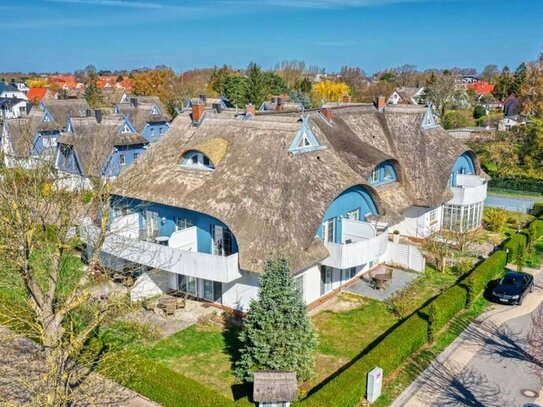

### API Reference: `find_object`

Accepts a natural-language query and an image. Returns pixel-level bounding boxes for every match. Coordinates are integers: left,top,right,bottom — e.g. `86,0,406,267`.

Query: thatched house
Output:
87,103,487,310
253,372,297,407
114,96,171,142
55,115,148,190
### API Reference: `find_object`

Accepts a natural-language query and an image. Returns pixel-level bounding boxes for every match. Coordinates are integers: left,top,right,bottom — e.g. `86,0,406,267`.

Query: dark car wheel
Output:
517,295,524,306
530,282,534,293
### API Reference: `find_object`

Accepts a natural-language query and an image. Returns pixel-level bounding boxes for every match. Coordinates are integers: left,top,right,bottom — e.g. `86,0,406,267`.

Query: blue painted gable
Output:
142,122,170,142
102,144,147,177
450,152,476,186
56,144,83,175
317,185,378,243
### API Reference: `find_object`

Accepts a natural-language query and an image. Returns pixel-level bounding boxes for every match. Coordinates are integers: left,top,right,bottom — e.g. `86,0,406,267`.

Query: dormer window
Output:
368,161,397,186
289,115,326,154
182,150,215,171
121,123,131,133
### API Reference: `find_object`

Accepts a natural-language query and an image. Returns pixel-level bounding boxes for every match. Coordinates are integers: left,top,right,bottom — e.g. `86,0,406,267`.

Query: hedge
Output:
528,219,543,240
503,233,528,263
106,354,236,407
488,176,543,194
300,313,429,407
463,250,507,304
423,285,468,338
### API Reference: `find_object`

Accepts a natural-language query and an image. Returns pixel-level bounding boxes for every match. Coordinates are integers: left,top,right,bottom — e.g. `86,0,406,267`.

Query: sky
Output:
1,0,543,74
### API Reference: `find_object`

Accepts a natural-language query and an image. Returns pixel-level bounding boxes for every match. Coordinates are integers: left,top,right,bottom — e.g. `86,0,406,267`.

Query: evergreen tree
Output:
84,71,103,108
512,62,527,95
245,62,270,107
235,258,317,383
493,66,514,101
223,76,249,108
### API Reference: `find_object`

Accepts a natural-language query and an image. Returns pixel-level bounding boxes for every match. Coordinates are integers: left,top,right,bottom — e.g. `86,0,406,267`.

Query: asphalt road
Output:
393,271,543,407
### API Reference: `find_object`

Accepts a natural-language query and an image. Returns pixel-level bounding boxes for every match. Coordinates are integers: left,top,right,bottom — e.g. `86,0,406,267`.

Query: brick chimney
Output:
192,103,206,125
320,107,333,123
245,104,256,116
342,95,352,103
375,95,386,111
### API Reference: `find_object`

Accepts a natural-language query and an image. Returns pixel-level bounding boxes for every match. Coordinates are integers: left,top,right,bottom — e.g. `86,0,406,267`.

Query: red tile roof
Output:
467,81,494,95
27,87,48,103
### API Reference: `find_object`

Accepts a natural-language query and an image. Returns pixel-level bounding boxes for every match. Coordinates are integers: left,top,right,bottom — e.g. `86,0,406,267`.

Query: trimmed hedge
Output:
488,176,543,194
300,313,429,407
503,233,528,263
106,354,236,407
423,285,468,338
463,250,507,304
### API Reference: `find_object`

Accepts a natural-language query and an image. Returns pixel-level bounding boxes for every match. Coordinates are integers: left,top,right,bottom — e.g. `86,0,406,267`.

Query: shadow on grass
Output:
222,325,253,403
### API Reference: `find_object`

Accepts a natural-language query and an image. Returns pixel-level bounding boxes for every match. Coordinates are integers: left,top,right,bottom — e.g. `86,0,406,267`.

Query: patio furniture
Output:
372,273,392,290
157,297,176,316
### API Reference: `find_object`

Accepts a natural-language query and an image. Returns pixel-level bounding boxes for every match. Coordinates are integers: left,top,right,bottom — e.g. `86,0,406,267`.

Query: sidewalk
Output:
392,269,543,407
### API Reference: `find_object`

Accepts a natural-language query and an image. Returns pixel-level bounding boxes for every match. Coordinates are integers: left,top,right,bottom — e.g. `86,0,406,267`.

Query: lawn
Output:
308,268,458,389
138,322,243,399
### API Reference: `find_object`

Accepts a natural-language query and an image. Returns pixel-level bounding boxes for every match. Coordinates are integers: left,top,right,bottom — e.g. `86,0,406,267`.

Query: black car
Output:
492,271,534,305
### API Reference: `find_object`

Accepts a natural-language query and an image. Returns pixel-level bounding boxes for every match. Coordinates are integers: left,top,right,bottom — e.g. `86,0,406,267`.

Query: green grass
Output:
488,188,543,202
137,323,244,400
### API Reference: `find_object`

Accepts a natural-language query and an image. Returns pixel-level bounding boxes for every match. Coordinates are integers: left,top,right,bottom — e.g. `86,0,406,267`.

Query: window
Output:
159,127,163,135
346,209,360,221
342,267,356,281
429,209,438,225
322,218,335,243
182,151,215,171
133,152,139,160
175,217,193,231
295,275,305,297
369,162,397,185
150,128,155,138
320,266,333,295
121,123,131,133
119,154,126,166
211,225,234,256
370,169,379,184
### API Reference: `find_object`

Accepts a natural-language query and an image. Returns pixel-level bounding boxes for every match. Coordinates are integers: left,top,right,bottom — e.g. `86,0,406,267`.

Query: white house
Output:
82,103,488,312
0,82,29,100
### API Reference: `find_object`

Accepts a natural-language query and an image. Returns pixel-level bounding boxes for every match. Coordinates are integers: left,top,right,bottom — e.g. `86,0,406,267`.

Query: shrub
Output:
489,177,543,194
463,250,507,304
300,314,429,407
441,110,475,130
423,285,468,338
106,354,235,407
528,219,543,240
484,207,508,232
533,203,543,217
503,233,528,263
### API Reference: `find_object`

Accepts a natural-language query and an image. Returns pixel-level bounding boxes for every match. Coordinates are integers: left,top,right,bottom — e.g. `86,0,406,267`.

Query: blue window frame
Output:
368,161,397,186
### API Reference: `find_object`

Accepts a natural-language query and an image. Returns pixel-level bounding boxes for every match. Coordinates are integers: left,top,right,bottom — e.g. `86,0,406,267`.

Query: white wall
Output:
222,270,260,312
395,206,442,238
131,270,170,301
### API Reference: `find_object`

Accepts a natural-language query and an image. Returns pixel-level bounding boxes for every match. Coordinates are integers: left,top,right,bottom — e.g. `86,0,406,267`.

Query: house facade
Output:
83,103,487,311
114,96,171,143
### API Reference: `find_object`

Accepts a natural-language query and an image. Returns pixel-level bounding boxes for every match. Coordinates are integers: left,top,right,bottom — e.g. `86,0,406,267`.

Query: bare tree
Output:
423,232,452,272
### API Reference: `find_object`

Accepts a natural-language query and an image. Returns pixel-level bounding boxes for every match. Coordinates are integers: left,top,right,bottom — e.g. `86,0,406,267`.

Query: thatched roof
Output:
253,372,297,403
185,137,229,166
41,99,90,127
3,112,41,157
57,115,147,177
112,105,483,274
115,100,170,133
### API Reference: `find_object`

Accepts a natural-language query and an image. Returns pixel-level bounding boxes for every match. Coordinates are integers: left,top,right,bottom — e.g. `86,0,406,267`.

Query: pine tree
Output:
84,71,103,109
235,258,317,383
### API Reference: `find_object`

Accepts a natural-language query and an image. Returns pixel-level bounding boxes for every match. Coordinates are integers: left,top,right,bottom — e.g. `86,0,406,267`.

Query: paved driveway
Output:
393,272,543,407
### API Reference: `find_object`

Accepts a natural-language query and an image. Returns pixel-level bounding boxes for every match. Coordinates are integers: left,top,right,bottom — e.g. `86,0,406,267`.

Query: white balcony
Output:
321,219,389,269
81,221,241,284
448,174,488,206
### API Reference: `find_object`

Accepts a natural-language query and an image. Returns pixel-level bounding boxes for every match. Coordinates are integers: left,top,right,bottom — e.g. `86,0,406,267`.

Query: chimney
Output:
342,95,352,103
275,97,284,111
95,109,102,123
212,103,222,113
320,107,333,123
192,103,206,125
245,104,256,117
375,95,386,111
199,94,207,103
131,97,138,108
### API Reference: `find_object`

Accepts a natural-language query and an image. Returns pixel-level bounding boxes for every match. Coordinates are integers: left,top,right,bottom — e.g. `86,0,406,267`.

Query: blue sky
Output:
2,0,542,74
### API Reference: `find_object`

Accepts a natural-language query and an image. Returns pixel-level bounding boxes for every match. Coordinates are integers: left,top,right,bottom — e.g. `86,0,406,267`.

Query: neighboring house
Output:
503,95,521,117
114,96,171,142
55,115,148,190
498,115,527,131
466,81,494,95
1,113,42,167
185,96,231,111
82,102,488,311
14,82,29,94
27,87,50,104
47,75,78,90
387,87,424,105
0,81,28,100
260,96,303,112
0,98,30,119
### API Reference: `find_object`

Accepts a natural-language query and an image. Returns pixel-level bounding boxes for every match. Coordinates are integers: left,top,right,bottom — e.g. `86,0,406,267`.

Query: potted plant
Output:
392,229,400,243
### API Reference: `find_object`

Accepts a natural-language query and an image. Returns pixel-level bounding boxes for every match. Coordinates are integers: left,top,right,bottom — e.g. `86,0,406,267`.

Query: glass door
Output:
178,275,197,296
203,279,214,301
144,210,159,240
320,266,333,295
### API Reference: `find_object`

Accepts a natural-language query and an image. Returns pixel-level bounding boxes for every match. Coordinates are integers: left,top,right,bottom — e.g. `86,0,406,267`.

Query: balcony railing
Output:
81,221,241,283
449,174,488,206
321,219,389,269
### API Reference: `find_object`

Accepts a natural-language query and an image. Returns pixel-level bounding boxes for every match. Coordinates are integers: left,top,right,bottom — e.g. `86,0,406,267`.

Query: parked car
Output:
492,271,534,305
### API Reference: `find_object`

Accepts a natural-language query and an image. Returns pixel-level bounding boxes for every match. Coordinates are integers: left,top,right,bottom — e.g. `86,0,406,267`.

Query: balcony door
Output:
320,266,333,295
211,225,233,256
322,218,335,243
178,275,197,297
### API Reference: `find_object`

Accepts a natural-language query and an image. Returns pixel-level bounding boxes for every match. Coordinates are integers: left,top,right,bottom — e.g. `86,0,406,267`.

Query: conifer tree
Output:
235,258,317,383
